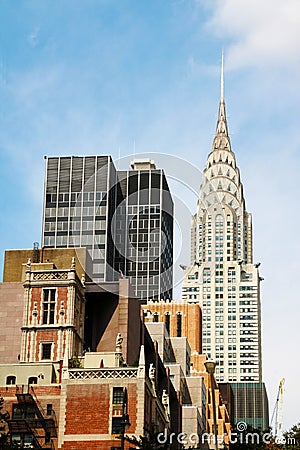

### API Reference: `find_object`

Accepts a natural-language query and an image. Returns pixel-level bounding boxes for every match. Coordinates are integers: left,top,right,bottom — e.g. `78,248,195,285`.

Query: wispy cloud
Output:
201,0,300,70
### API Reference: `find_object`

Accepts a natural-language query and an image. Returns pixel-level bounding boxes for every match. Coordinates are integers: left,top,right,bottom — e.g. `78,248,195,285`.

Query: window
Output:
165,313,170,334
113,387,124,405
44,235,55,246
6,376,16,385
176,313,182,337
41,343,52,360
12,405,35,420
42,289,56,325
12,405,23,419
46,404,52,416
28,377,37,385
112,388,125,434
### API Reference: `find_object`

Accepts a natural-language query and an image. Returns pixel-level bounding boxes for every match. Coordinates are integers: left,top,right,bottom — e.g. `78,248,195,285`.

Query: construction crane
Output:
271,378,285,443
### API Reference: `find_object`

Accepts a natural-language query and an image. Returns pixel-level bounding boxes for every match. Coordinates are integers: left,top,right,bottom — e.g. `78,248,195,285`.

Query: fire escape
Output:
7,387,57,449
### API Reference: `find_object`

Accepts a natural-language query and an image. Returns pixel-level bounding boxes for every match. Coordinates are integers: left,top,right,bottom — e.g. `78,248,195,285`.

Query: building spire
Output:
213,50,230,149
221,48,224,103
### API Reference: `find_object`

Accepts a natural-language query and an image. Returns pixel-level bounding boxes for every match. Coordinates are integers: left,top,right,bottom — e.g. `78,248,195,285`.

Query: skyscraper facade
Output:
42,155,119,282
182,71,262,384
42,156,173,302
117,159,173,303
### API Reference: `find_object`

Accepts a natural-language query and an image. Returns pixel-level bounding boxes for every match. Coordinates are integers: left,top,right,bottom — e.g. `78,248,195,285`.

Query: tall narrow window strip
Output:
177,313,182,337
165,313,170,334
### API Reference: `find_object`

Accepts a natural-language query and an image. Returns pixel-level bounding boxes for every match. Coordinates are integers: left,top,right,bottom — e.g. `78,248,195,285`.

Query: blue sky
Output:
1,0,300,431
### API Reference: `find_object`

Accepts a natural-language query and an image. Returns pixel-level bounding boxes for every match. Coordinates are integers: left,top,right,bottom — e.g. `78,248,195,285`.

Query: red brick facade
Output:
62,382,138,449
64,384,111,435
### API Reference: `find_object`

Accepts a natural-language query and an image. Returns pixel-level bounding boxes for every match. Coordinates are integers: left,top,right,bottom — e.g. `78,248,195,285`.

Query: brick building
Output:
190,354,231,447
143,300,202,354
0,250,181,449
142,300,231,447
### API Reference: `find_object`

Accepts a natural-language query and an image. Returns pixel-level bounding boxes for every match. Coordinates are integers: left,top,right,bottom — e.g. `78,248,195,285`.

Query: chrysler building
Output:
182,58,262,383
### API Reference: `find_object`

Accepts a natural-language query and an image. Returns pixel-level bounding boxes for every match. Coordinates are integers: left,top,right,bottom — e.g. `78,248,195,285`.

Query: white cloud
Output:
202,0,300,70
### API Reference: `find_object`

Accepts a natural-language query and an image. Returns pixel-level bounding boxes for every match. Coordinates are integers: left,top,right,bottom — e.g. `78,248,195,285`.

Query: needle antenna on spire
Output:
221,48,224,103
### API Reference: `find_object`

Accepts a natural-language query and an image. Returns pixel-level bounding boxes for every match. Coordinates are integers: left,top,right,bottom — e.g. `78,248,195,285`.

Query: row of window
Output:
46,191,106,203
44,234,106,247
6,375,43,385
129,219,160,229
127,205,160,215
127,246,161,258
46,205,107,218
129,232,160,244
152,312,182,336
203,307,237,314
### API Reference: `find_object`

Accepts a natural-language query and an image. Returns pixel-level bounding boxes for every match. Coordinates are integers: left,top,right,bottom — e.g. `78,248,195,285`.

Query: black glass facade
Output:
42,157,174,302
230,382,269,430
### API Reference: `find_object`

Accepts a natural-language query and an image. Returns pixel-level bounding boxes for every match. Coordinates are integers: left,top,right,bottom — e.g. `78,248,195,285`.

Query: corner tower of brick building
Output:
20,258,85,364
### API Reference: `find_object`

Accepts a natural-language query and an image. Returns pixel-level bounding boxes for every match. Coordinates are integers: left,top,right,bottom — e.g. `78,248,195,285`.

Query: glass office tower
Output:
42,155,119,282
42,156,173,302
118,159,173,303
